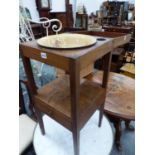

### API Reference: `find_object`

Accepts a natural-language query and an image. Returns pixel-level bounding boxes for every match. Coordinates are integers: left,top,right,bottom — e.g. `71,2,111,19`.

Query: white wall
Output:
50,0,66,12
20,0,66,17
20,0,135,19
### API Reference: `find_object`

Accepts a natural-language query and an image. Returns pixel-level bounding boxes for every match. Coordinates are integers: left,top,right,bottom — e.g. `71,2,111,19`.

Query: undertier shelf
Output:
34,75,106,130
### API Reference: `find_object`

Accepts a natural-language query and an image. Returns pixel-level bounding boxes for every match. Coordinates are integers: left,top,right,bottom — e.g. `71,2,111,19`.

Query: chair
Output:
86,71,135,150
19,80,36,154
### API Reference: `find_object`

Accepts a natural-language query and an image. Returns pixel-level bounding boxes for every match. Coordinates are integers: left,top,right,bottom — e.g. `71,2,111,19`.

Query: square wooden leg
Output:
98,107,104,127
99,52,112,127
72,130,80,155
35,107,45,135
125,120,135,131
113,120,122,151
69,60,80,155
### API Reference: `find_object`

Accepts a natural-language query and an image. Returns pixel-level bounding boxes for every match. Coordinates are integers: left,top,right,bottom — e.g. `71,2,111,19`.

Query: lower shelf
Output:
34,75,106,130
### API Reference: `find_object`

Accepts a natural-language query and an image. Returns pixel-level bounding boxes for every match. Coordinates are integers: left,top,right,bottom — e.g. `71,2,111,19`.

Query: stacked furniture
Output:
101,1,129,25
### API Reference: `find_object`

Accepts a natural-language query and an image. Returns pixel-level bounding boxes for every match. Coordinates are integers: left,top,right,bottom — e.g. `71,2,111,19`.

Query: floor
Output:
20,62,135,155
23,120,135,155
110,121,135,155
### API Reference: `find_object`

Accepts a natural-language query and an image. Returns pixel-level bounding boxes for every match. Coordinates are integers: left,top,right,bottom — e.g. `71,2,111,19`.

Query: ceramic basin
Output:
37,33,97,49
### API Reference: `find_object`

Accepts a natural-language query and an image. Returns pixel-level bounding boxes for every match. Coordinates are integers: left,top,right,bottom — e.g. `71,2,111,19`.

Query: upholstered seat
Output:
19,114,36,154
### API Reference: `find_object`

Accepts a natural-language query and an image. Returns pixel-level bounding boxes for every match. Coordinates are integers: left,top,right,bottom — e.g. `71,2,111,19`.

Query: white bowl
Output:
37,33,97,49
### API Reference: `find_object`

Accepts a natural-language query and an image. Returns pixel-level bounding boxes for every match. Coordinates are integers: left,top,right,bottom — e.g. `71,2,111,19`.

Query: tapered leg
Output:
125,120,135,131
114,120,122,151
69,60,80,155
98,94,106,127
72,130,80,155
99,52,112,127
98,107,104,127
35,107,45,135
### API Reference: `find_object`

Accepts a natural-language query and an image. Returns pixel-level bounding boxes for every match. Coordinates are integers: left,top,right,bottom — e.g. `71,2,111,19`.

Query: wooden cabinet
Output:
36,0,50,10
101,1,129,25
49,11,73,32
35,0,51,18
30,23,44,39
49,12,67,32
36,0,74,33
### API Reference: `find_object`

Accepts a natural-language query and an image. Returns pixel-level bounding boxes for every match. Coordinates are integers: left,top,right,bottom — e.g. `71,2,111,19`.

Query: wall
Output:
20,0,135,19
50,0,66,12
20,0,39,20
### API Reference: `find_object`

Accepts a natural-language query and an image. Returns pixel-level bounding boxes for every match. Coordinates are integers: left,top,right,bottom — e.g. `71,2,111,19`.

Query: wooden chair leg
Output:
125,120,135,131
72,130,80,155
35,107,45,135
114,120,122,151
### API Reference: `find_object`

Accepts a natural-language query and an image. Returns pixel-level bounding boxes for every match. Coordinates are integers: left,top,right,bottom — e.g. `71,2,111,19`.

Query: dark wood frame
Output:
37,0,50,10
49,0,74,31
35,0,51,18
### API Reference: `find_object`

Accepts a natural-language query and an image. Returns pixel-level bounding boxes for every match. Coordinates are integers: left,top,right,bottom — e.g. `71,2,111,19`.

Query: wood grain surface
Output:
34,75,106,130
86,71,135,120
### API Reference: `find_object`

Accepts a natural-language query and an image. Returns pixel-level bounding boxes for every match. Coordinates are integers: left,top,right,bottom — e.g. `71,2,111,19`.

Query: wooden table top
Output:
103,26,133,33
103,25,132,30
86,71,135,120
20,33,131,72
73,31,131,48
20,36,113,71
22,37,113,59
